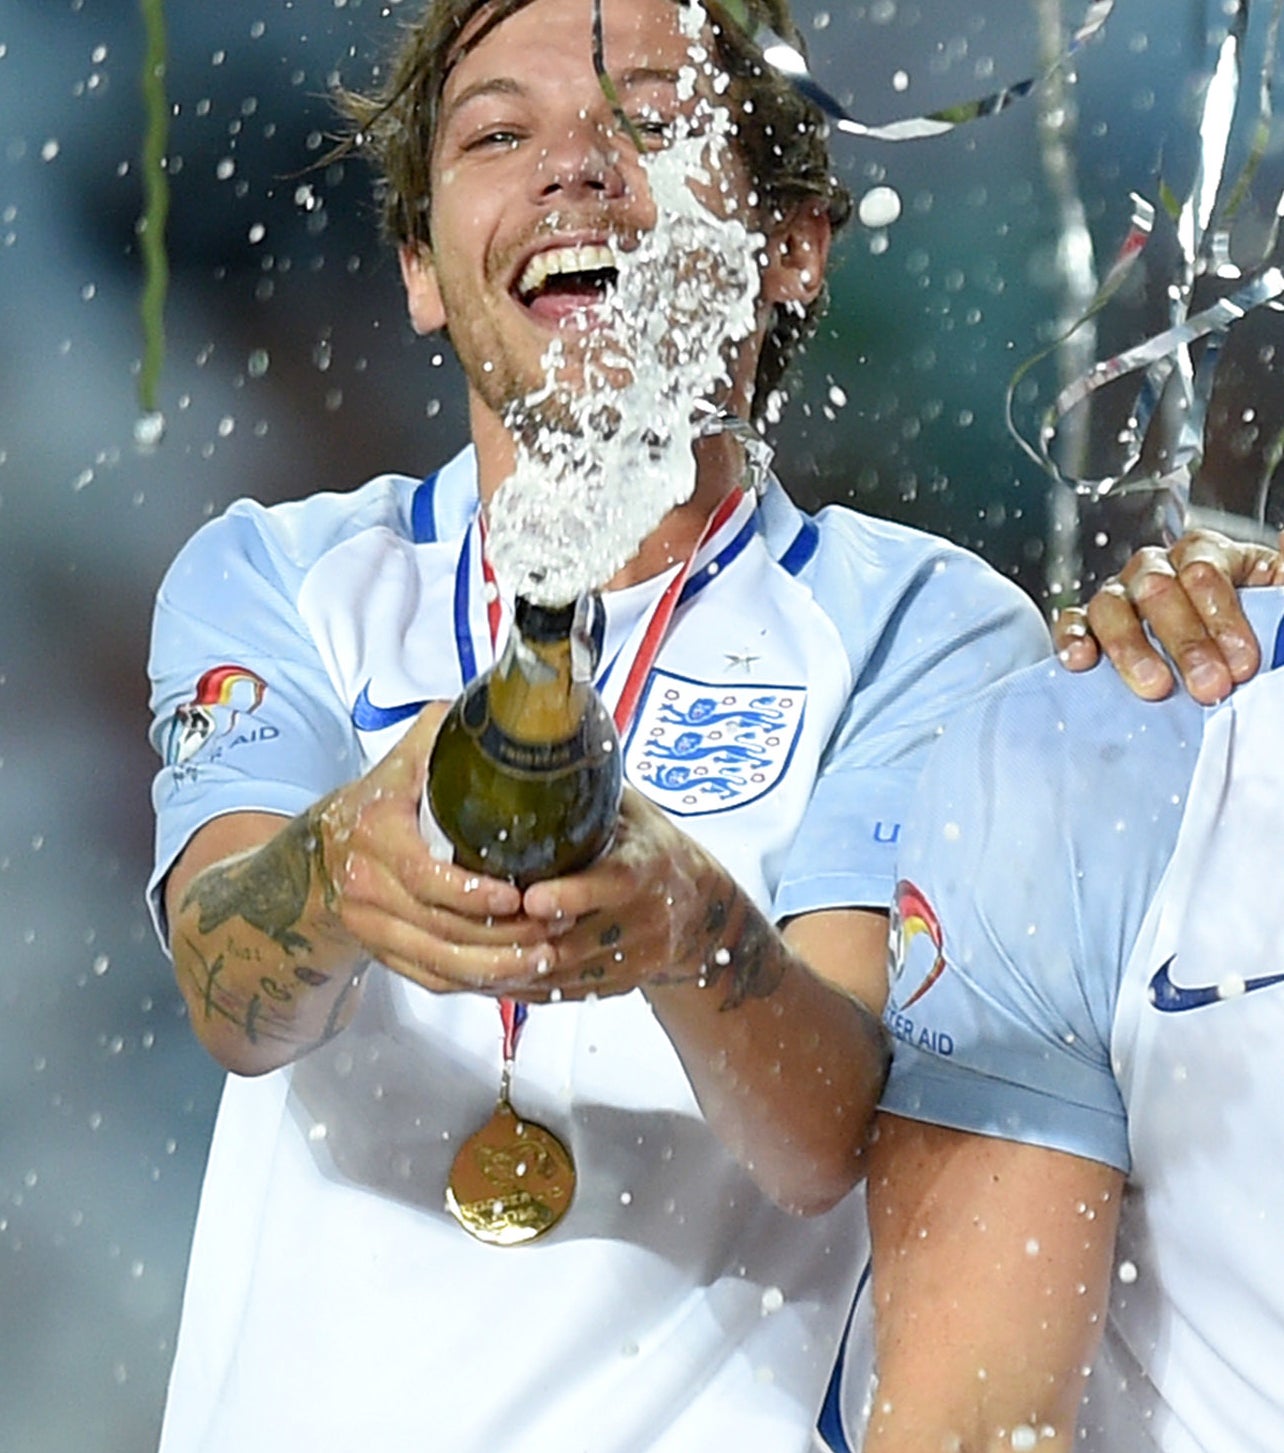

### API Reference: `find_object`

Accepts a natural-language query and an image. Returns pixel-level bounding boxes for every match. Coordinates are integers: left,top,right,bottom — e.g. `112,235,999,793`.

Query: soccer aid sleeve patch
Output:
164,664,272,768
623,668,807,817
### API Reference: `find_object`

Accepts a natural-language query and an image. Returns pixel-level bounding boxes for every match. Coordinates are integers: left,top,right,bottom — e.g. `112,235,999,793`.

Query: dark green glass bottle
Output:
424,595,623,888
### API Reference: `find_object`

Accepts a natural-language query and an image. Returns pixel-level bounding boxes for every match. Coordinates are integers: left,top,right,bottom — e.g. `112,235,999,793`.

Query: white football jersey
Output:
881,588,1284,1453
149,447,1047,1452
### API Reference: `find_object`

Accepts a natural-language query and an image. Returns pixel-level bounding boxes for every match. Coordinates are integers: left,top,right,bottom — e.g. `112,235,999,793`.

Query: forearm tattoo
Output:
177,808,360,1054
178,933,346,1045
181,808,331,954
701,887,786,1011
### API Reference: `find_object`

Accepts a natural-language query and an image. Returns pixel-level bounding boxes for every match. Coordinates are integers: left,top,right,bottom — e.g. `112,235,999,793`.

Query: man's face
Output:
401,0,762,429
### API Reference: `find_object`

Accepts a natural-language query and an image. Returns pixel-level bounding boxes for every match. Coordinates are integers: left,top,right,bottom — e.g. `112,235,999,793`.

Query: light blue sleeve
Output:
146,482,416,943
879,658,1202,1173
774,511,1051,920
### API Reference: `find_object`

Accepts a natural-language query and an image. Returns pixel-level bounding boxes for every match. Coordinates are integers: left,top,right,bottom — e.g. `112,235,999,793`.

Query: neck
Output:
606,432,746,588
470,401,752,594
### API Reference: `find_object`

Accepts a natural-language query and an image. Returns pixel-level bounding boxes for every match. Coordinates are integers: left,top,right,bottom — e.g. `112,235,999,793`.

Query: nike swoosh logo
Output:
1148,954,1284,1013
351,682,427,732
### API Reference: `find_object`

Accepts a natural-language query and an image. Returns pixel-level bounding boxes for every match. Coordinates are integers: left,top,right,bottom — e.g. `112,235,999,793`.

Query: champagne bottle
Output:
423,595,623,888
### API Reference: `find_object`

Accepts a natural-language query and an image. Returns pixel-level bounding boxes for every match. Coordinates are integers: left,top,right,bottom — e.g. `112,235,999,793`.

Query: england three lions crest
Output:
625,670,807,817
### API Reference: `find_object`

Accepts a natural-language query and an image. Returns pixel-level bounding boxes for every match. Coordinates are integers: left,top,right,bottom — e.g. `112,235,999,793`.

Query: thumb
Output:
1051,604,1100,672
379,699,453,783
409,699,452,742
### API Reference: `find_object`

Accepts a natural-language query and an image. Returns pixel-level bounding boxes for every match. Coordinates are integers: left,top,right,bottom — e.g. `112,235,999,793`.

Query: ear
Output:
399,242,447,335
760,197,832,309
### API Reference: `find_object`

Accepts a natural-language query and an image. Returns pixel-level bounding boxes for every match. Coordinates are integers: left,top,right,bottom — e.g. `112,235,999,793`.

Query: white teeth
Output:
517,243,617,300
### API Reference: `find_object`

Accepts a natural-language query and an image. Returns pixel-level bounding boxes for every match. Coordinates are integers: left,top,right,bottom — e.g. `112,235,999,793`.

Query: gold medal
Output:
446,1098,576,1246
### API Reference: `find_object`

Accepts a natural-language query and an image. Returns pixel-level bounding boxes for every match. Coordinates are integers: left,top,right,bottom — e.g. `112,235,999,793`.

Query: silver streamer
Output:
748,0,1115,143
1008,0,1284,540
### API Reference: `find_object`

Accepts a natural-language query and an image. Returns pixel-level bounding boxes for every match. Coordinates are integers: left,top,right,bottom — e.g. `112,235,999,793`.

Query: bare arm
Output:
515,790,891,1214
168,725,888,1210
165,705,537,1076
647,901,889,1215
864,1112,1123,1453
165,807,361,1074
1055,527,1284,702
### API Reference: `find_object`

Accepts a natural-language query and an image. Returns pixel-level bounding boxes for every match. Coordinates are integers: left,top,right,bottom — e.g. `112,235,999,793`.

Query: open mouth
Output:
515,243,620,322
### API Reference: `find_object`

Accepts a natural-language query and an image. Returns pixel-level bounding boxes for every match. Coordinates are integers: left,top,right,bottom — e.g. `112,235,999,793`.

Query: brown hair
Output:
336,0,852,413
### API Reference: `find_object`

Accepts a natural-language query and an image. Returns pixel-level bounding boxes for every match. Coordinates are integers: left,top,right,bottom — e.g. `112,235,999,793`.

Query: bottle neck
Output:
488,622,587,745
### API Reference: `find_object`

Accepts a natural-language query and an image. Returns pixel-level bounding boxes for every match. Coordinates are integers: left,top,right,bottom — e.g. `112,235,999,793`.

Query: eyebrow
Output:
615,67,684,91
441,75,526,128
444,64,685,122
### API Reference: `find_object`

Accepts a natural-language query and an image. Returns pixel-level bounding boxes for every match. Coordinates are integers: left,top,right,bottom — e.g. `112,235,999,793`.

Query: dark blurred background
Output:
2,0,1282,1447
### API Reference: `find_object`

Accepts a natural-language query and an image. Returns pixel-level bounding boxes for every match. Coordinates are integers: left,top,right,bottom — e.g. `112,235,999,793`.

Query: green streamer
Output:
137,0,170,427
592,0,644,150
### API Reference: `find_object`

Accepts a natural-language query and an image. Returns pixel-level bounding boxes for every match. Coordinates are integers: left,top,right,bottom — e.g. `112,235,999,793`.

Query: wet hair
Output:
335,0,853,415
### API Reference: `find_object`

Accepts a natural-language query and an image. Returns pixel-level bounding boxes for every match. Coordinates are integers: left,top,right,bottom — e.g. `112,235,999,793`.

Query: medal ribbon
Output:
470,485,752,729
469,485,753,1078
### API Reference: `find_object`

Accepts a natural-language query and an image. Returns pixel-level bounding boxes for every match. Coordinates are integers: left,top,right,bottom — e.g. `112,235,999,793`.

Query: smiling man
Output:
145,1,1064,1449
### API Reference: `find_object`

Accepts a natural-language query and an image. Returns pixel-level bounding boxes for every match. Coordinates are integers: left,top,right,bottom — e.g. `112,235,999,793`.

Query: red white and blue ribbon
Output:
467,482,755,1077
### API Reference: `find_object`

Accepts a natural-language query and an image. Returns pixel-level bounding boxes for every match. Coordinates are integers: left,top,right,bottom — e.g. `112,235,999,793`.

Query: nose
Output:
533,113,628,204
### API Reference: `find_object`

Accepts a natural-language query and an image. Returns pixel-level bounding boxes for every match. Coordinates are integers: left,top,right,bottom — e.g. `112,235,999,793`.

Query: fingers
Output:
325,792,522,917
1086,545,1238,705
368,918,560,997
1169,527,1281,588
517,861,652,998
520,789,690,924
1082,564,1177,702
517,792,721,999
321,698,525,923
1061,524,1281,704
382,917,607,1005
521,847,641,922
312,699,544,990
1157,532,1263,689
1051,605,1100,673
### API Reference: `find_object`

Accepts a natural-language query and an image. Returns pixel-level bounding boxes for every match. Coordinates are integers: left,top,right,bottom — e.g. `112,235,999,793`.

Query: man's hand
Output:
442,787,761,1006
167,702,548,1073
339,776,889,1215
501,787,734,1003
314,703,550,997
1054,528,1284,703
502,788,890,1214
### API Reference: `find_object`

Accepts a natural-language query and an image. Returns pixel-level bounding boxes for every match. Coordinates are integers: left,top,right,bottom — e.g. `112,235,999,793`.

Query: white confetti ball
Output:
858,185,903,229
